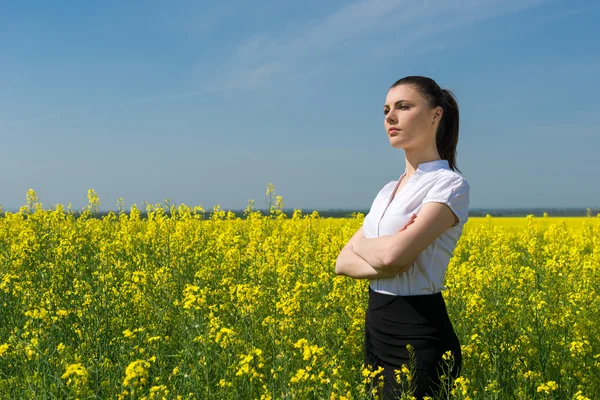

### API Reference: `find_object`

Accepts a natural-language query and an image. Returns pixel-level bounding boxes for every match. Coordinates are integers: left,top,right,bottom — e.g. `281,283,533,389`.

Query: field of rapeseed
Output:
0,188,599,399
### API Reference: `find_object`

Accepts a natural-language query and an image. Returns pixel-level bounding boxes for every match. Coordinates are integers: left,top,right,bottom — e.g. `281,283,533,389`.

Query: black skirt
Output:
364,286,462,399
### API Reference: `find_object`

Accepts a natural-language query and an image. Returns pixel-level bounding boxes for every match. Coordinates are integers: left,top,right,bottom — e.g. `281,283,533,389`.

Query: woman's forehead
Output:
385,85,422,104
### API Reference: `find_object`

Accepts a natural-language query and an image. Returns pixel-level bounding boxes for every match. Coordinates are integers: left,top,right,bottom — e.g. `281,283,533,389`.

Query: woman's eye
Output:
384,106,408,115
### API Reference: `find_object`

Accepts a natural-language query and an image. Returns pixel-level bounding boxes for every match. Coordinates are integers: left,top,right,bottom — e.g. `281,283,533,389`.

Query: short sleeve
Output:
421,175,470,227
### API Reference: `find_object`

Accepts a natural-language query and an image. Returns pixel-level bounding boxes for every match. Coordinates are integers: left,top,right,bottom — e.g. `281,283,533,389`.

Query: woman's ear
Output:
432,108,443,125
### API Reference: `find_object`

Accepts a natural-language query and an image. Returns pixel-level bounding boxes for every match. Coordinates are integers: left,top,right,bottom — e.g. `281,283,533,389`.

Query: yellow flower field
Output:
0,188,599,399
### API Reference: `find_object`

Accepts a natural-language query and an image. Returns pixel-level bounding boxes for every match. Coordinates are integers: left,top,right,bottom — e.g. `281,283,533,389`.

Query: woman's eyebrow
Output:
383,100,413,108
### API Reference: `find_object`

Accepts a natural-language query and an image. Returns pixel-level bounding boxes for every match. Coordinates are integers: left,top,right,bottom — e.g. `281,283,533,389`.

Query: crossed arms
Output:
335,201,458,279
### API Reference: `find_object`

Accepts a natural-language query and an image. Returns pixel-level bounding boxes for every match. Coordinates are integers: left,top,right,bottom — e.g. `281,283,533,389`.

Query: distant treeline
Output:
3,207,598,219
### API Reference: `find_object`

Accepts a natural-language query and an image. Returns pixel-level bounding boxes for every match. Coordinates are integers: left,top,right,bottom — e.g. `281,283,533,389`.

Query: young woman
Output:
335,76,469,399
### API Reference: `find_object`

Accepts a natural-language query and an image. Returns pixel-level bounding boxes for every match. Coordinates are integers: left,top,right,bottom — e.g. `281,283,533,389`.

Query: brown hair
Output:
390,76,461,173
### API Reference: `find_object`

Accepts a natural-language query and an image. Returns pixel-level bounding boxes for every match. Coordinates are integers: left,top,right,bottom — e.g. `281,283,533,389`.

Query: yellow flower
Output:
123,359,150,387
537,380,558,394
123,329,135,338
61,363,89,390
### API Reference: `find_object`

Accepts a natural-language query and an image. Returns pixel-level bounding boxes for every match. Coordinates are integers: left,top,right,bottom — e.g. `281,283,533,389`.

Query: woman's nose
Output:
386,112,396,124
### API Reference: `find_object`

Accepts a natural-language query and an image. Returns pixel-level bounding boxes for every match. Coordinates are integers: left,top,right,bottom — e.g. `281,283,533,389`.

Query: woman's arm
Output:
352,213,421,271
351,235,395,270
335,246,407,279
335,216,416,279
353,204,456,271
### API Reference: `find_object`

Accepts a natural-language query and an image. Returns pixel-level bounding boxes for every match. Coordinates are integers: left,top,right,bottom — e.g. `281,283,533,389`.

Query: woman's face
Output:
383,84,442,149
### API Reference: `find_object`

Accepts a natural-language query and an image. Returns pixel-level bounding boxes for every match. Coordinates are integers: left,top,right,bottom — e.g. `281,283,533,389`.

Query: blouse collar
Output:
405,159,450,176
415,159,450,172
398,159,450,182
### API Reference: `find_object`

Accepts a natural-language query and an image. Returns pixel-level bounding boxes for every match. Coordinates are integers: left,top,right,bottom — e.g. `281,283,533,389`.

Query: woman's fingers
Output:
398,224,410,232
398,213,417,232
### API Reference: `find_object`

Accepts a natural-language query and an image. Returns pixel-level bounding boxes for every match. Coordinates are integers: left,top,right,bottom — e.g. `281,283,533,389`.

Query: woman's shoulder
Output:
428,169,469,191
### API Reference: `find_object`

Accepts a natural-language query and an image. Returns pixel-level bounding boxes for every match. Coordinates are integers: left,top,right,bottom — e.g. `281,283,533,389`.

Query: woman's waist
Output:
370,274,447,297
368,284,445,303
367,285,452,326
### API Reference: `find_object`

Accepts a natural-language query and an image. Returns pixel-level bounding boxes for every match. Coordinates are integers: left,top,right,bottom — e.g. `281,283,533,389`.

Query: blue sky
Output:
1,0,599,212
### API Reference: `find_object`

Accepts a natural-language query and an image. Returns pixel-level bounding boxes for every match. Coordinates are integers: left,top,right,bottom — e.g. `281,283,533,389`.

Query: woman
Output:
335,76,469,399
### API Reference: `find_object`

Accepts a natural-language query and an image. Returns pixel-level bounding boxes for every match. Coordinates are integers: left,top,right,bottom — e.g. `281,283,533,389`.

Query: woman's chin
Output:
389,139,406,149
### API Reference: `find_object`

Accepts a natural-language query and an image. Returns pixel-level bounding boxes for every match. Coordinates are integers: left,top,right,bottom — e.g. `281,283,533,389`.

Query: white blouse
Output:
362,159,470,296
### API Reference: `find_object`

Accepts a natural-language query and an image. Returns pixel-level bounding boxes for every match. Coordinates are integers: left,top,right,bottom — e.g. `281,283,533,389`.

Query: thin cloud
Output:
1,0,553,129
213,0,547,90
112,87,224,107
